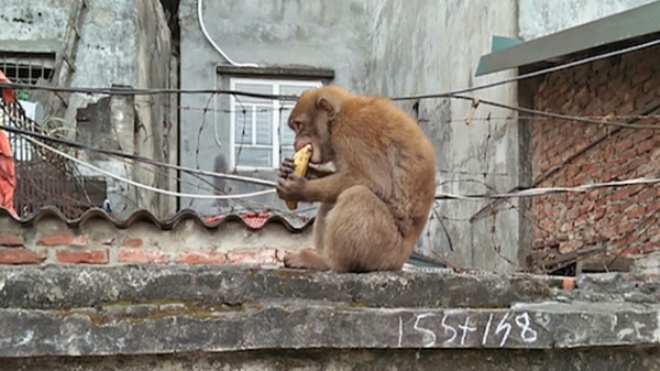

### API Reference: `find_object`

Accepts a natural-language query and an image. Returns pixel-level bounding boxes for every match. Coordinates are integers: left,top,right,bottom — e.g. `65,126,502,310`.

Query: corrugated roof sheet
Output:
0,206,313,232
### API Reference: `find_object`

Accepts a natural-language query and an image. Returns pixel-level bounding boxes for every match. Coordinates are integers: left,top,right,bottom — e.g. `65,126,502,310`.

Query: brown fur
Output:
276,85,436,273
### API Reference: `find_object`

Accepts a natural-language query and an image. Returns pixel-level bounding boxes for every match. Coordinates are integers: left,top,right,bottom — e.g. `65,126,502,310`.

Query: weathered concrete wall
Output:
519,0,658,40
365,0,523,272
1,0,143,88
178,0,375,216
4,349,660,371
0,0,178,218
1,265,660,369
134,0,178,218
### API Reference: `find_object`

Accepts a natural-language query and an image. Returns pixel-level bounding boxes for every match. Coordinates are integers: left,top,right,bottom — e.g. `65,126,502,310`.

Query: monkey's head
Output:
287,86,349,165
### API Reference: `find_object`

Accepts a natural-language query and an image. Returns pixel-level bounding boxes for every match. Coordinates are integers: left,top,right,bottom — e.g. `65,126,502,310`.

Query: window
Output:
229,78,322,170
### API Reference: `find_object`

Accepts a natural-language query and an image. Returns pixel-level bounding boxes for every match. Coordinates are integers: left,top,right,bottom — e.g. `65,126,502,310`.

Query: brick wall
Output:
531,44,660,269
0,213,312,266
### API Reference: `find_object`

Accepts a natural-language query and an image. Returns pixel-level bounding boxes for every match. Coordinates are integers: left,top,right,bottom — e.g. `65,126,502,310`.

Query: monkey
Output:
276,85,437,273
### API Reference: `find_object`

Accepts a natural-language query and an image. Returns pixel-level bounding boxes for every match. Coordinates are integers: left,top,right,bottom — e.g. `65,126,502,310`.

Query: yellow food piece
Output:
285,144,313,210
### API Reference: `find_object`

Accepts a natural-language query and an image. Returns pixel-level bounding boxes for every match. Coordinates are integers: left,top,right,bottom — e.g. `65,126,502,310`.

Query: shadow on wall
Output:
213,154,229,209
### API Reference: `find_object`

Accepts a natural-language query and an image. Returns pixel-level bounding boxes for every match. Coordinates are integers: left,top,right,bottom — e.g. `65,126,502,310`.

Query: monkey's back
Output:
337,95,437,233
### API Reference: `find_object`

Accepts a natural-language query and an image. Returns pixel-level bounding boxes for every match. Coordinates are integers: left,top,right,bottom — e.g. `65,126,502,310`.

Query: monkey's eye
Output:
291,118,303,132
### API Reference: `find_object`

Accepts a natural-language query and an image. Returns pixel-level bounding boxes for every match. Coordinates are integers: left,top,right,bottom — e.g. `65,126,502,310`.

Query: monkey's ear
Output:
316,95,341,119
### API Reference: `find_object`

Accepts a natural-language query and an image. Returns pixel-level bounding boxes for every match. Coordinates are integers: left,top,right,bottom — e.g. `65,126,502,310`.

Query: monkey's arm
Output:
277,170,352,204
300,171,370,203
306,165,334,180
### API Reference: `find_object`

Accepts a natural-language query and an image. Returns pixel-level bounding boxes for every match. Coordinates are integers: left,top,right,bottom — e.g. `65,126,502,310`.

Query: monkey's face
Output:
288,91,333,164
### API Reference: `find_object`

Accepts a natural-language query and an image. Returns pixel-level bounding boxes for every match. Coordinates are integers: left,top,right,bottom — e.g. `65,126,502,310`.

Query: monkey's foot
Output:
283,248,330,271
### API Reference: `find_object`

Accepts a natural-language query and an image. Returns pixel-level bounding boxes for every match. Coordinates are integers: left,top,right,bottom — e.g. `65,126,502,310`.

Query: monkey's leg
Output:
324,185,405,273
282,202,334,271
313,202,334,255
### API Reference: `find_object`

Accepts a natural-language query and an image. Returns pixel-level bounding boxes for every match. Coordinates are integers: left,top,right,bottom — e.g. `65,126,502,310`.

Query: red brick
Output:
647,200,660,213
226,249,279,265
610,212,625,225
37,231,73,246
36,231,88,246
616,102,635,116
0,248,46,264
580,202,595,214
559,240,581,254
0,233,23,247
559,222,573,233
565,207,580,220
636,139,658,155
177,251,227,264
56,250,109,264
611,187,632,201
574,216,588,228
118,249,168,263
627,157,648,174
603,224,619,238
585,165,601,178
592,207,606,221
643,75,660,92
614,137,635,153
635,187,657,203
617,222,636,235
626,206,646,220
120,238,143,248
620,148,638,163
634,62,652,79
628,184,645,197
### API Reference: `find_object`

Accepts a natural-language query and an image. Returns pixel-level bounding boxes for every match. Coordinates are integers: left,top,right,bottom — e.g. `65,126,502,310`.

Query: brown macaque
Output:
277,85,436,273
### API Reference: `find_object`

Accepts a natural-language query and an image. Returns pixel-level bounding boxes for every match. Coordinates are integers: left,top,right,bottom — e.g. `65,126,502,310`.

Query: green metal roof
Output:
475,1,660,76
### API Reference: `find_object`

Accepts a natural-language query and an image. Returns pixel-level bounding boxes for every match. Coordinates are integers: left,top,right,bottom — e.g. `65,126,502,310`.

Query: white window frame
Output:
229,78,322,171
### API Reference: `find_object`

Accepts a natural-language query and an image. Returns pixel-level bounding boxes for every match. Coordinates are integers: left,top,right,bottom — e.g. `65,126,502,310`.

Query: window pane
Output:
235,147,272,168
233,105,253,145
281,148,296,161
255,109,272,145
279,83,321,96
279,116,296,161
233,82,273,104
280,116,295,143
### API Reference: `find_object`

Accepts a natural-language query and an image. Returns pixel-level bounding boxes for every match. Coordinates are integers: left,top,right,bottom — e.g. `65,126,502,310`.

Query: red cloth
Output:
0,70,18,218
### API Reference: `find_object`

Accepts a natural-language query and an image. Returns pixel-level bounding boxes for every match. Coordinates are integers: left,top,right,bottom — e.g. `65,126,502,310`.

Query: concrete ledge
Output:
0,302,659,357
3,348,660,371
216,65,335,80
0,265,564,310
1,265,660,359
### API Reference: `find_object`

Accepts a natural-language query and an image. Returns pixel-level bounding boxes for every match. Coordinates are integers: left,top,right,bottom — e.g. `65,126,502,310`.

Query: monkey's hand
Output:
276,173,309,202
279,157,331,180
278,157,296,179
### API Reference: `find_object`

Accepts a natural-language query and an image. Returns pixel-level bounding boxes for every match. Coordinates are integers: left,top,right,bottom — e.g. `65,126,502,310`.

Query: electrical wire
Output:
451,95,660,130
0,123,277,187
436,176,660,200
391,37,660,101
4,113,660,202
23,135,276,200
1,37,658,102
0,82,294,100
198,0,258,68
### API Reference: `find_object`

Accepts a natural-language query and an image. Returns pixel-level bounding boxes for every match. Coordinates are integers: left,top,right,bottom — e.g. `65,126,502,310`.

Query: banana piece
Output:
285,144,313,210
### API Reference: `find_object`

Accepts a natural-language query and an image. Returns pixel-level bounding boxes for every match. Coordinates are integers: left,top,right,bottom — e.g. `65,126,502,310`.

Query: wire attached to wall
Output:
198,0,259,68
2,36,659,103
24,134,276,200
